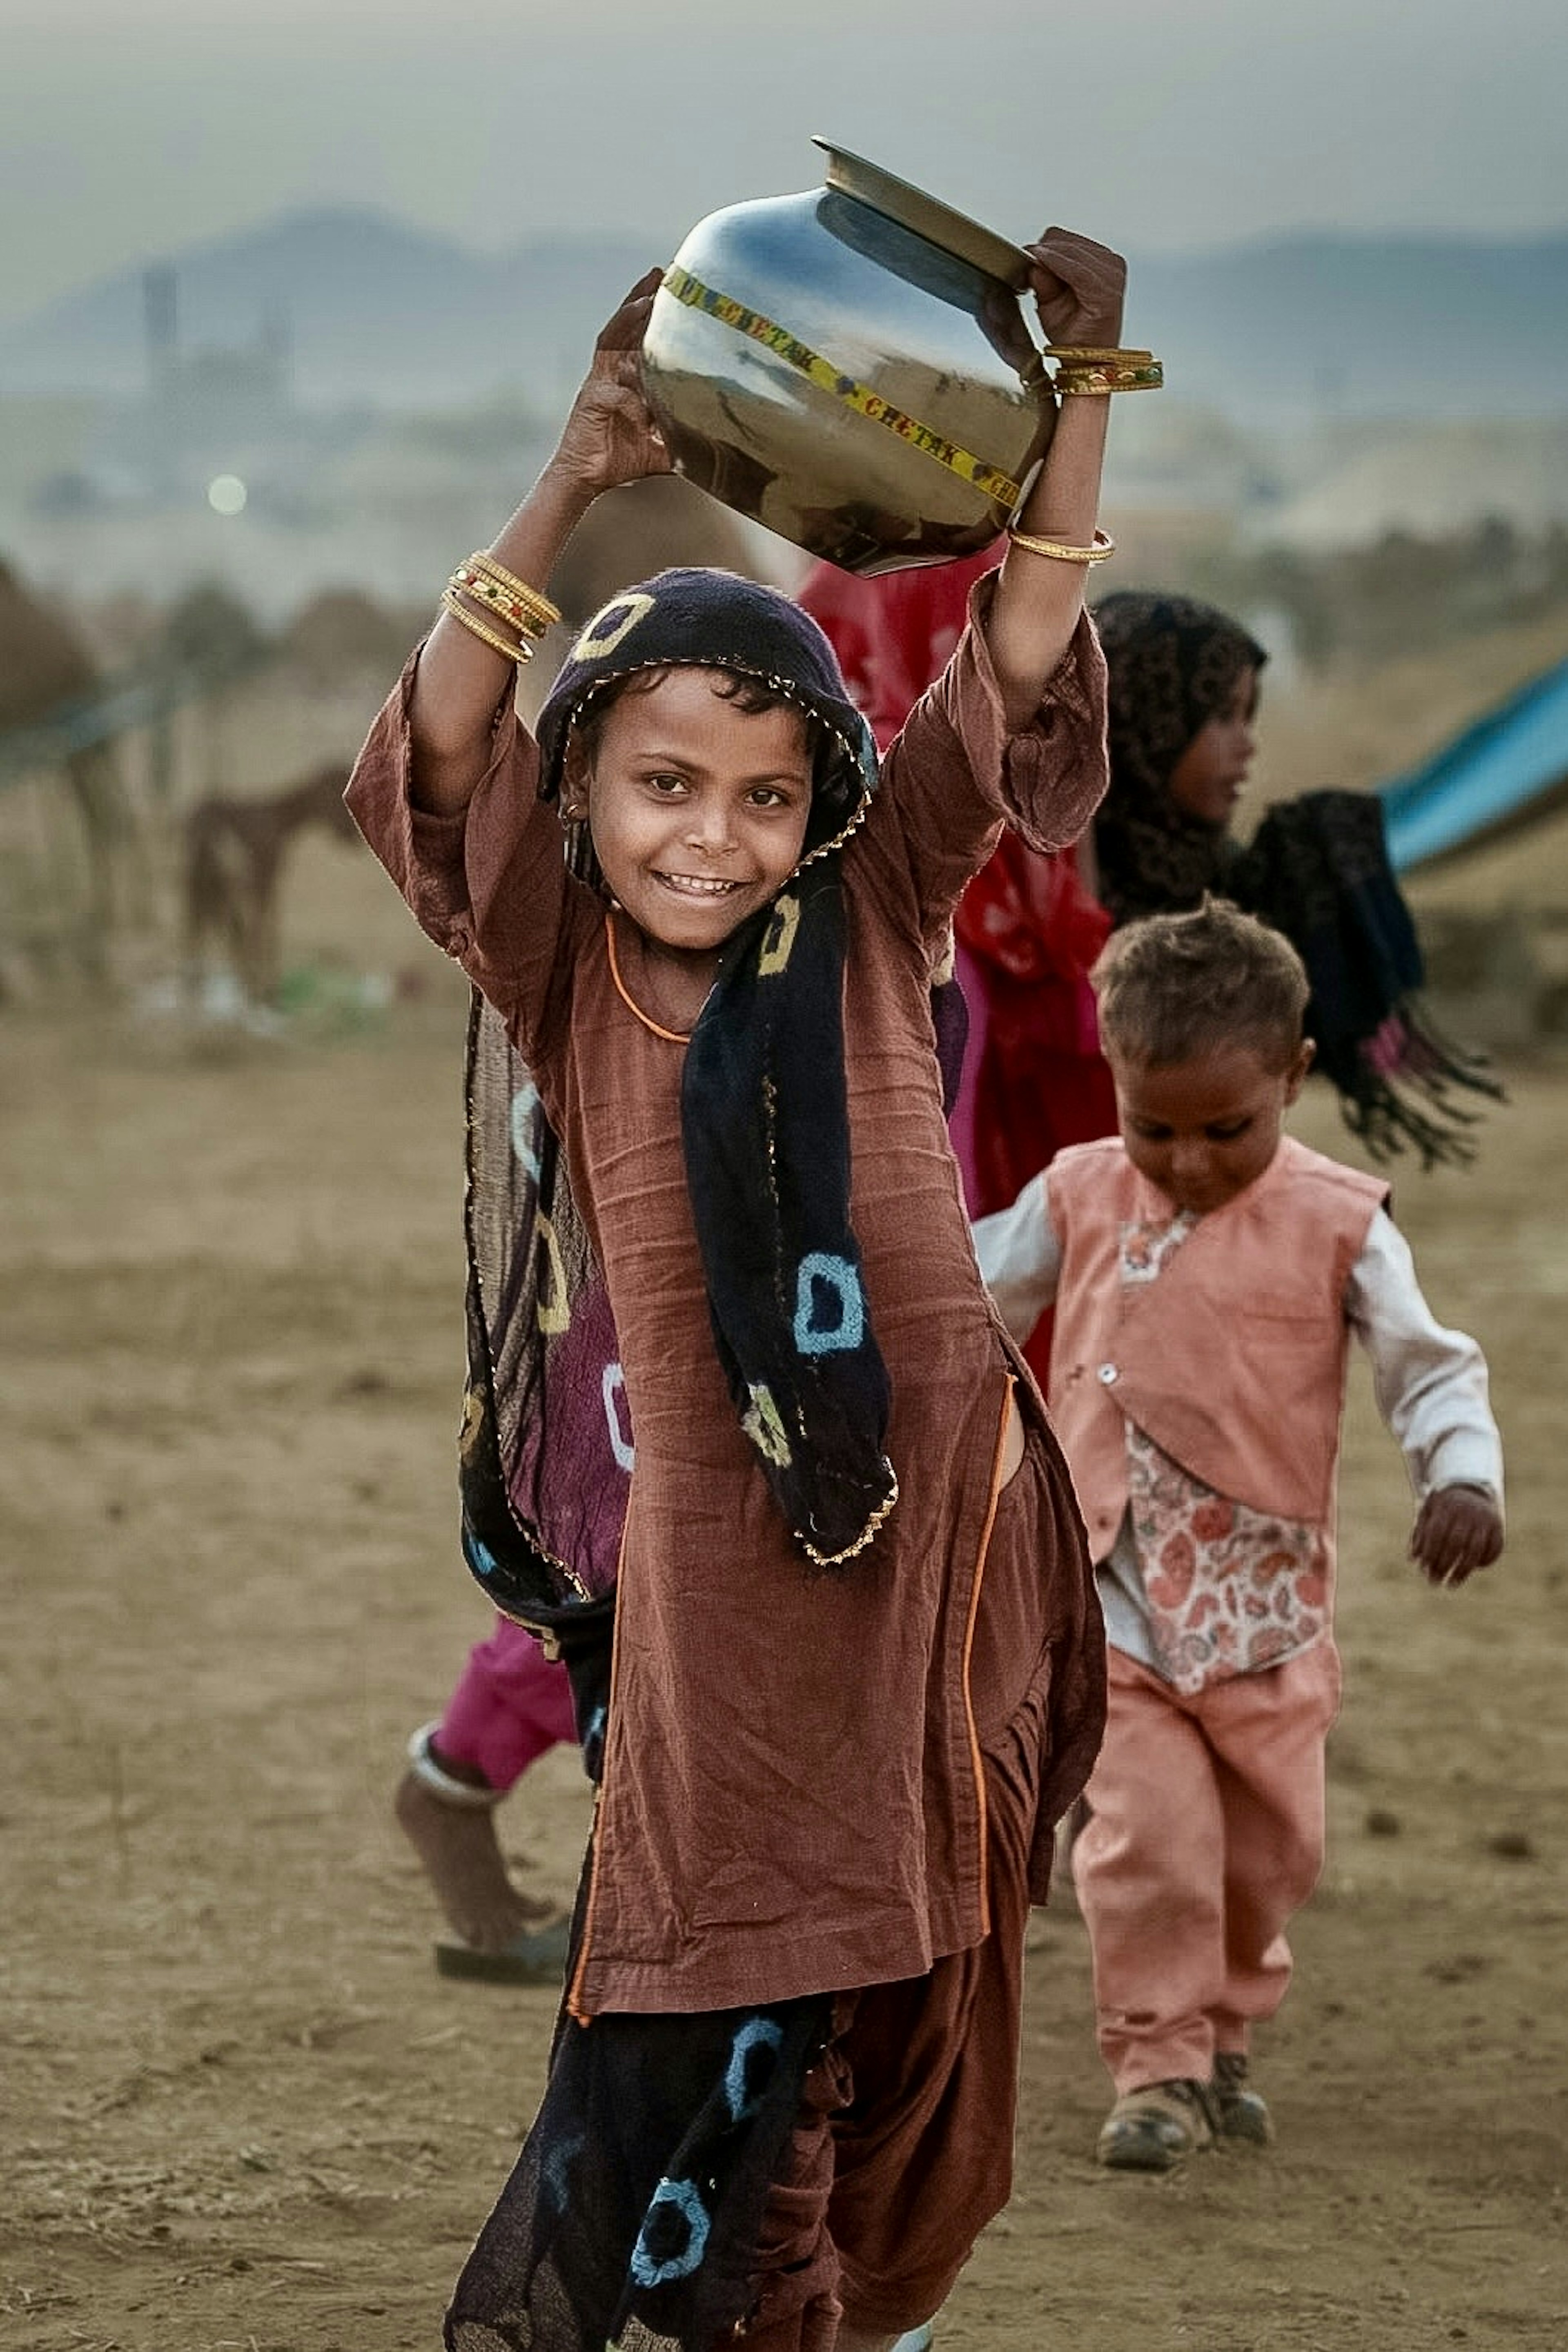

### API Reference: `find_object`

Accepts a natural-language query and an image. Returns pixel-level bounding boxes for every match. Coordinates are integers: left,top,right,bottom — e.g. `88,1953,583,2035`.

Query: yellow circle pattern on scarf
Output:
574,591,658,661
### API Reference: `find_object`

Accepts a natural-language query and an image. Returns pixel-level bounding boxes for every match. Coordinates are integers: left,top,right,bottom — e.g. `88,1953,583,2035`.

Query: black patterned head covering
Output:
1093,590,1267,925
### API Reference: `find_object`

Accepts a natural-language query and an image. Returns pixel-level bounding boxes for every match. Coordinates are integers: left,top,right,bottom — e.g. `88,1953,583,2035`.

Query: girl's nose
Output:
687,801,736,855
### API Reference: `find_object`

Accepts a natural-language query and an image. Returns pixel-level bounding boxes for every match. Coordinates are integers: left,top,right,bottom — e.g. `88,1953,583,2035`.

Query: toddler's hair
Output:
1092,897,1310,1071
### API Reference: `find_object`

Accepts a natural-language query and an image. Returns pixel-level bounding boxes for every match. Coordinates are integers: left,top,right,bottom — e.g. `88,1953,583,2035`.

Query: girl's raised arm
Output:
408,271,673,816
982,230,1127,730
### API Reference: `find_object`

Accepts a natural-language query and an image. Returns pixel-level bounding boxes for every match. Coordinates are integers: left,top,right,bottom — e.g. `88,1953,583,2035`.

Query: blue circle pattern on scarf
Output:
630,2176,711,2288
793,1253,865,1356
724,2015,786,2123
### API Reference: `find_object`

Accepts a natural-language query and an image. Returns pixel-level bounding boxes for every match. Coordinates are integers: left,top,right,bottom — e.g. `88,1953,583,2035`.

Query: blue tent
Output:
1380,656,1568,874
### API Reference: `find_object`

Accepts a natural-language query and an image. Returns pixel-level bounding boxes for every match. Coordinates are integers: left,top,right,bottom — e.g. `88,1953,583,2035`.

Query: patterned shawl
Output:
1229,791,1502,1167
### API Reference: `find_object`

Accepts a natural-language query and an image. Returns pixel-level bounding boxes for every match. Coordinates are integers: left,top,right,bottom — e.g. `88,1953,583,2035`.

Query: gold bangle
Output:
462,551,561,633
1048,346,1155,364
1054,358,1164,395
440,586,536,666
1006,525,1116,566
450,563,558,641
448,566,555,643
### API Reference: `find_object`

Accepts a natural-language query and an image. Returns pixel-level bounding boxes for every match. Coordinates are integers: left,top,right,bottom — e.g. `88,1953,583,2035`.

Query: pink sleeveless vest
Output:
1045,1135,1388,1563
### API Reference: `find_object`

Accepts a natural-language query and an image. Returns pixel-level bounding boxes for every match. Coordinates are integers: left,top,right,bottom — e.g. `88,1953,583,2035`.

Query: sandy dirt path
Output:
2,992,1564,2351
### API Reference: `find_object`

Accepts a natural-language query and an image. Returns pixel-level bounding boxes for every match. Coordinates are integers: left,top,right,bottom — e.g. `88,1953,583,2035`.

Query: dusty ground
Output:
2,895,1566,2348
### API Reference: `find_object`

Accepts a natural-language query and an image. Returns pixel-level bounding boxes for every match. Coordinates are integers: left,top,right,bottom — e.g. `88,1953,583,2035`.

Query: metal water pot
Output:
640,141,1054,576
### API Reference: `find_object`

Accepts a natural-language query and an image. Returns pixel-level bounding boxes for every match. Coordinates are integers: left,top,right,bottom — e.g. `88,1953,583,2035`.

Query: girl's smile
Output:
653,871,746,898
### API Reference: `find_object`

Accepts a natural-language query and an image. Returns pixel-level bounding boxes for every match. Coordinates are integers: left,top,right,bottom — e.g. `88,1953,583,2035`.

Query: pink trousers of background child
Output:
437,1615,579,1792
1072,1638,1343,2094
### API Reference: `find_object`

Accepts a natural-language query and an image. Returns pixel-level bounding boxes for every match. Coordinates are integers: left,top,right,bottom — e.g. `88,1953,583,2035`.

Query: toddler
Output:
975,897,1503,2170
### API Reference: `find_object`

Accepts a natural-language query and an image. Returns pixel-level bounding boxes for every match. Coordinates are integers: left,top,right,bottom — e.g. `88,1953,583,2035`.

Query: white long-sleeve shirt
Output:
975,1172,1503,1687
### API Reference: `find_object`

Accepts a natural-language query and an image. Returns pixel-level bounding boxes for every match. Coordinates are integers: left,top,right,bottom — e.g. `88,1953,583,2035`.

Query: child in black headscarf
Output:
1092,590,1498,1165
347,234,1128,2352
1093,590,1264,926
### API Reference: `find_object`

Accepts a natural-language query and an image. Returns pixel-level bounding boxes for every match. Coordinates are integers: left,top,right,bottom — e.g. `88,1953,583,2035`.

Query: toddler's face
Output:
1109,1036,1312,1216
571,669,814,957
1167,666,1259,829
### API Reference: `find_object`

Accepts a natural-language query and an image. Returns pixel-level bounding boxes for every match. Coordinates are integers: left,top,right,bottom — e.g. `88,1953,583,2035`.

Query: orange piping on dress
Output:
960,1375,1016,1943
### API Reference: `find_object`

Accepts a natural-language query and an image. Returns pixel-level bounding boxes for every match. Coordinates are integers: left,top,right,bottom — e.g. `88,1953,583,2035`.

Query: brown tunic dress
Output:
347,584,1109,2020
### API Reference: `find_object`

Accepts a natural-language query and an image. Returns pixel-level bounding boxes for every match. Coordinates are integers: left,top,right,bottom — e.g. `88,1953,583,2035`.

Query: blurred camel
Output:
184,763,359,1004
0,557,139,974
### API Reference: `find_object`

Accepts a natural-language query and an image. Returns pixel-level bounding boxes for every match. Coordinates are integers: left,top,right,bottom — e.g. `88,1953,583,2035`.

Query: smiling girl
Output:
348,237,1132,2352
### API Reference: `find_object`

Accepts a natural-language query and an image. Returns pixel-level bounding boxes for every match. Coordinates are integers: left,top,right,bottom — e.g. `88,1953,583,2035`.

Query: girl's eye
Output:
646,773,686,795
1207,1120,1251,1141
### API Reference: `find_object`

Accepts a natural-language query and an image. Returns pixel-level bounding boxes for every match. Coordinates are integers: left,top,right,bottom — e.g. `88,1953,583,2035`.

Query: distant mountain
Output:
0,207,653,408
2,205,1566,421
1127,234,1568,423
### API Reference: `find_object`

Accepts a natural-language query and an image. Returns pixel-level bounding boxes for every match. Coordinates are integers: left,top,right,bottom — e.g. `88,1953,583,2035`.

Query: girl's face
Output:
1109,1034,1312,1217
1167,666,1259,828
569,669,814,958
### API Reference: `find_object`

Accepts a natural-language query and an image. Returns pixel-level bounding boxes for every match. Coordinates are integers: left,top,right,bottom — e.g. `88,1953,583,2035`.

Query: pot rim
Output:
812,138,1033,292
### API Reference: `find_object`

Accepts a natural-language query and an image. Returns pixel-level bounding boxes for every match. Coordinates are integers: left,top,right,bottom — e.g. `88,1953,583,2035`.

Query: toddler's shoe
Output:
1211,2050,1274,2145
1096,2078,1217,2171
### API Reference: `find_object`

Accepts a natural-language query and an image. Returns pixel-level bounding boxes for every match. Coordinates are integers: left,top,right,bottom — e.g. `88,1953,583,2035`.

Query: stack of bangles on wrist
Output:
441,551,562,666
1006,524,1116,567
1049,346,1163,396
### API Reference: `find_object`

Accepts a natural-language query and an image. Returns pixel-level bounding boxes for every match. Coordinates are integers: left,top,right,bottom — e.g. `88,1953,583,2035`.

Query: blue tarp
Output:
1380,656,1568,874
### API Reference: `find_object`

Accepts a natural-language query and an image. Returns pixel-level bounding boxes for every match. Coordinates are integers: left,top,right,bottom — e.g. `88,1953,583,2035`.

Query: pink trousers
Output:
1072,1638,1343,2093
436,1614,579,1793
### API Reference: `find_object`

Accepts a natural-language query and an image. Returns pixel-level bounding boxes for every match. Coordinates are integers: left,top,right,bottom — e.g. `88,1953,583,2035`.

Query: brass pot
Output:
640,140,1054,575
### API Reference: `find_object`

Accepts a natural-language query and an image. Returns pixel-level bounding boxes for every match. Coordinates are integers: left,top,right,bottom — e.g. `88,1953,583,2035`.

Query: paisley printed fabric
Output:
1126,1425,1330,1694
1117,1214,1328,1694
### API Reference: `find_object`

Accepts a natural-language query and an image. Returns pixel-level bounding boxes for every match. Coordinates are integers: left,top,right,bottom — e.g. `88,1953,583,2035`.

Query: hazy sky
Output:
2,0,1565,324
